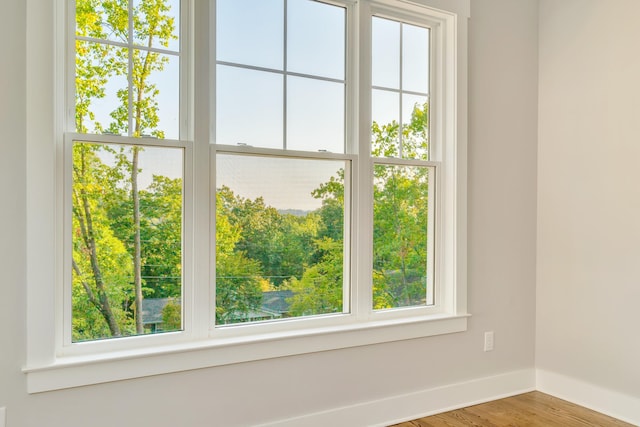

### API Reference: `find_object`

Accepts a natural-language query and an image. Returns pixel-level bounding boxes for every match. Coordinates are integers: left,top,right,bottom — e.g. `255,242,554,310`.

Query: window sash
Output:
212,148,355,326
67,0,191,139
371,160,437,311
213,0,349,153
62,132,195,354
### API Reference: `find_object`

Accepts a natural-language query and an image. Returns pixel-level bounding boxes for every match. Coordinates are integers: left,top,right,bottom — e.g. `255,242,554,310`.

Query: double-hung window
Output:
68,0,190,345
25,0,468,392
214,0,352,327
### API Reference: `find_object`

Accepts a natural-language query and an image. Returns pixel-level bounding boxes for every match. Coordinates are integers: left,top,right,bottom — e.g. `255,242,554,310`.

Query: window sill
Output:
24,313,469,393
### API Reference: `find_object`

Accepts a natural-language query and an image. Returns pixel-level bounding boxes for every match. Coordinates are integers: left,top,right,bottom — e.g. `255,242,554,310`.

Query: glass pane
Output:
135,51,180,139
216,154,346,325
287,76,344,153
76,0,129,43
72,141,184,341
373,164,432,310
216,0,284,70
402,24,429,94
75,41,129,135
372,17,400,89
216,65,283,149
371,89,400,157
133,0,180,52
401,94,429,160
287,0,345,80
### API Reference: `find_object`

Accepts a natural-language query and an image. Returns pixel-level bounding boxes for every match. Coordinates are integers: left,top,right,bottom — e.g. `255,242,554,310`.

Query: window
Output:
214,0,350,326
68,0,188,344
371,16,435,310
24,0,468,392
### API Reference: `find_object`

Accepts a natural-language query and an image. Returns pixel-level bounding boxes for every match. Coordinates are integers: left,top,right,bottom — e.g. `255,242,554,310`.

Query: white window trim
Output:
24,0,469,393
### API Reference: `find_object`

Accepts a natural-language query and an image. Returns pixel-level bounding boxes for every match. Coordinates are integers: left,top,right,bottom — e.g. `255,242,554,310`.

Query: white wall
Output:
0,0,28,425
537,0,640,421
0,0,539,425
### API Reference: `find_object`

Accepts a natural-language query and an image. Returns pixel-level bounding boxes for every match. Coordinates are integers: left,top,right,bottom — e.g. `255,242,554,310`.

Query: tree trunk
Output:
74,150,122,337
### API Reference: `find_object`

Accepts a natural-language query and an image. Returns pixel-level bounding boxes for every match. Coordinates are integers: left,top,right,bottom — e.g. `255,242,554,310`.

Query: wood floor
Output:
390,391,634,427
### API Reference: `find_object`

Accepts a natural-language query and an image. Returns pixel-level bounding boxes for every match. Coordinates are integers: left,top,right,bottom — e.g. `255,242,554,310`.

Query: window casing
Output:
24,0,469,393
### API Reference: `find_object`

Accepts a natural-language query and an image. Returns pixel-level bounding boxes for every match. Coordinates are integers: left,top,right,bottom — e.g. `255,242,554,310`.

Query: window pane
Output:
75,41,129,135
137,51,180,139
72,141,184,341
216,0,284,70
372,17,400,89
402,24,429,94
401,94,429,160
371,89,400,157
287,76,344,153
216,65,283,149
373,164,432,310
216,154,346,325
133,0,180,52
76,0,129,44
287,0,345,80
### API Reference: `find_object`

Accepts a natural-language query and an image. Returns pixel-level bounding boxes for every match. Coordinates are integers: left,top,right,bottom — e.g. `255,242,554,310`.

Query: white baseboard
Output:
256,369,535,427
536,369,640,426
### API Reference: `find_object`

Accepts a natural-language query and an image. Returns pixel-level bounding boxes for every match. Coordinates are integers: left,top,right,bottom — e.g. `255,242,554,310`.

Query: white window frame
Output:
24,0,469,393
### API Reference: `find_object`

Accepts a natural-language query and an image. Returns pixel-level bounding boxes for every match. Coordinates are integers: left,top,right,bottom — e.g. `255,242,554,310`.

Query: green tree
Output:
139,176,183,298
312,171,345,243
72,143,133,339
217,187,319,287
287,238,343,317
161,298,181,331
215,191,264,324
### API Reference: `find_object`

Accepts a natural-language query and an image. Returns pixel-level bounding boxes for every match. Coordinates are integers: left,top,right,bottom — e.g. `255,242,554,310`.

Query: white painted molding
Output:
256,369,535,427
536,369,640,426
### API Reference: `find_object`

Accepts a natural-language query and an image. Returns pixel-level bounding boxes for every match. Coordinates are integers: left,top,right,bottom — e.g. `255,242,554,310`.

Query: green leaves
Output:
371,101,429,160
286,238,343,317
371,105,431,308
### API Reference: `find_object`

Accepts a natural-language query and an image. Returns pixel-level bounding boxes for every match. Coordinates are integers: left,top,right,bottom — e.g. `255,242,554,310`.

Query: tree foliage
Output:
286,238,343,317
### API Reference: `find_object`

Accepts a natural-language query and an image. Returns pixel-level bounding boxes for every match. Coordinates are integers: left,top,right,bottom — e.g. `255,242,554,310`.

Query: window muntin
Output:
215,154,347,325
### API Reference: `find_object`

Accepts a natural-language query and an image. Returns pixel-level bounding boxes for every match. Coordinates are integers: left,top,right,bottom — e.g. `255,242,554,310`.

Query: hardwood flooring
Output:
390,391,635,427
